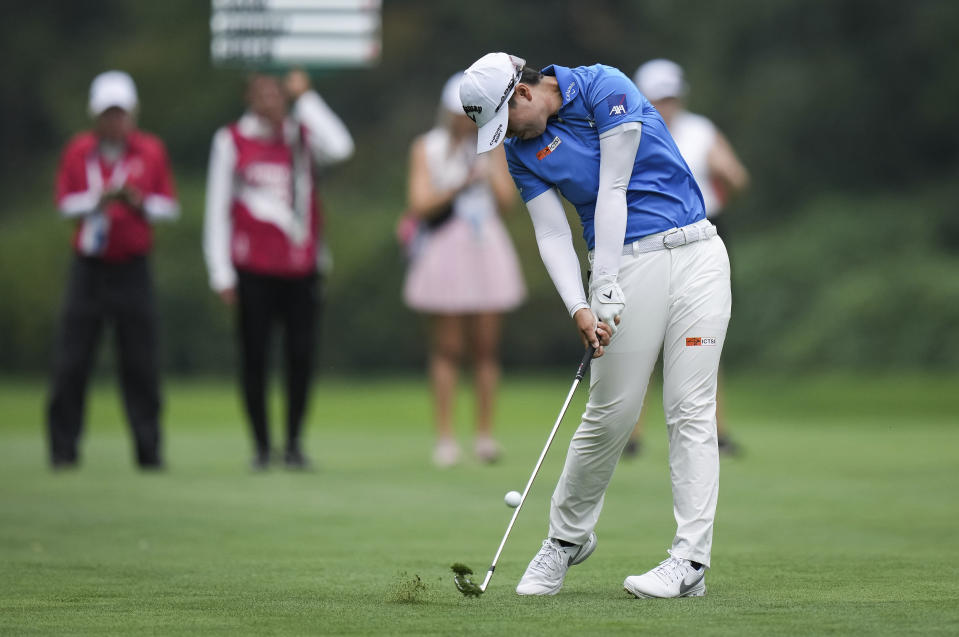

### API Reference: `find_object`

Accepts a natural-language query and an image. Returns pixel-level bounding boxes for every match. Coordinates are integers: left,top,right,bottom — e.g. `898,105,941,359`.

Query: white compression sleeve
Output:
526,188,589,317
592,122,642,281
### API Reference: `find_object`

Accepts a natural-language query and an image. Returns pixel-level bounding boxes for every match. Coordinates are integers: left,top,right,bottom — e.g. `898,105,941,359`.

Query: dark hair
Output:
508,66,544,107
520,66,543,85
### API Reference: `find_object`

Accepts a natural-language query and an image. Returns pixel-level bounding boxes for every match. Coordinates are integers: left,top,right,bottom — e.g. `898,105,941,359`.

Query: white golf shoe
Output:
515,533,597,596
623,552,706,598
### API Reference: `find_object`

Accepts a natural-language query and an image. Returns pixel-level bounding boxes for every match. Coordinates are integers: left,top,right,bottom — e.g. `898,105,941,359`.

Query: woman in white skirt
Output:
403,73,526,467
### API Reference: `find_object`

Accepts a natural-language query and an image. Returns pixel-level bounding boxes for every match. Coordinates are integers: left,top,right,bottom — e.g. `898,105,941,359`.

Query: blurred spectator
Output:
203,71,353,471
625,59,750,458
402,73,525,468
48,71,179,470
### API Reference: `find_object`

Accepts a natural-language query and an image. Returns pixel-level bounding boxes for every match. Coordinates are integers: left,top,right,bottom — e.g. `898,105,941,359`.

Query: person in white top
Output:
402,73,526,467
626,58,749,458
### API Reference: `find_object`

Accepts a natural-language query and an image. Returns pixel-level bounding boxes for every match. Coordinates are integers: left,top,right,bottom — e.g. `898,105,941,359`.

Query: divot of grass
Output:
387,572,429,604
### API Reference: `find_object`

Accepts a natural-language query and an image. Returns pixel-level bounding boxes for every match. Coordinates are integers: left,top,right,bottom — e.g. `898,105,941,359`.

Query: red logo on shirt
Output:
536,136,562,160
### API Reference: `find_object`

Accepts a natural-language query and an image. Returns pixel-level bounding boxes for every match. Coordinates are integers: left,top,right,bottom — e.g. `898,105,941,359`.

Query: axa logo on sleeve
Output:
606,93,627,116
686,337,717,347
536,136,562,160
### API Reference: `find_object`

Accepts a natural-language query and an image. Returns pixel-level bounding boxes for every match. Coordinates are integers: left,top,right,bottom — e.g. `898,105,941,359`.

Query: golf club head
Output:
451,563,483,597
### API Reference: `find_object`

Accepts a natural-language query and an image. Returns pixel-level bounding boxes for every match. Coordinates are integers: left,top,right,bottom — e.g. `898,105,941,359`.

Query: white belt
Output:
588,219,717,264
628,219,716,254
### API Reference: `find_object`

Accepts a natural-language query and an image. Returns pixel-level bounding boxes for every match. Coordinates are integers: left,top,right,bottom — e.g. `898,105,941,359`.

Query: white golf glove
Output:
589,276,625,334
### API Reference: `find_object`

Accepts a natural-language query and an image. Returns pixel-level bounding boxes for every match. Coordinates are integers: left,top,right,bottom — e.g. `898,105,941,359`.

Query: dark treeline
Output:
1,0,957,374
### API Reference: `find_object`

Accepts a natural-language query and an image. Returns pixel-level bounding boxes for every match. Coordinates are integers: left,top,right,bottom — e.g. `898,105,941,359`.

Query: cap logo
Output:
494,63,524,114
463,104,482,123
494,74,517,113
489,124,503,146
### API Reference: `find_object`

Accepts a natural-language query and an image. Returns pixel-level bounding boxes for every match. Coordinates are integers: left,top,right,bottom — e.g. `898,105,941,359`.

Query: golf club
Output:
453,344,596,597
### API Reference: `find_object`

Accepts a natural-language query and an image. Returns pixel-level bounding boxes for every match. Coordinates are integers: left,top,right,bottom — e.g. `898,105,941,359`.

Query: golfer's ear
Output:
515,84,532,101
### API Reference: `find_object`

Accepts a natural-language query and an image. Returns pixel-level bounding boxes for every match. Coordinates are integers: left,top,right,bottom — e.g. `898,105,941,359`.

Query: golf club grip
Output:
576,345,596,381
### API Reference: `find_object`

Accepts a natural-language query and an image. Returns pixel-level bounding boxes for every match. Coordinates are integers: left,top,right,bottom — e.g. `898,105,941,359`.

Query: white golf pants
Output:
548,233,731,568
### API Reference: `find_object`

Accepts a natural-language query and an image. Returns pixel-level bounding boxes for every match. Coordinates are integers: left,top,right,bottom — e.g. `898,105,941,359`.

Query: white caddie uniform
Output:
504,64,731,567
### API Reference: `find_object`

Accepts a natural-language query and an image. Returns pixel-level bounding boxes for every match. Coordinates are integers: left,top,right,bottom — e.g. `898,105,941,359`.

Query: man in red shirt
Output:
204,71,353,470
48,70,179,470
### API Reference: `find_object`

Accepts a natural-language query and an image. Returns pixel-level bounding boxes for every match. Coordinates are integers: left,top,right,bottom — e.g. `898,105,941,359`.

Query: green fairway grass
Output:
1,373,957,635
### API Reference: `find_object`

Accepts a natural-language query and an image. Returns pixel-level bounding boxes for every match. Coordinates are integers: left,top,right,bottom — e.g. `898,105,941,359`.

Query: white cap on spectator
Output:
89,70,138,117
633,59,687,101
440,72,465,115
460,52,526,152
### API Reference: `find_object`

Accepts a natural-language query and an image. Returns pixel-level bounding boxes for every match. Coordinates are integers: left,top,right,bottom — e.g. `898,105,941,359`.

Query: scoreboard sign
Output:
211,0,381,68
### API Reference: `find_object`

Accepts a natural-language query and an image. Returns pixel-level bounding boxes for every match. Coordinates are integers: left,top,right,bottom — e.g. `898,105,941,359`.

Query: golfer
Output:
460,53,731,598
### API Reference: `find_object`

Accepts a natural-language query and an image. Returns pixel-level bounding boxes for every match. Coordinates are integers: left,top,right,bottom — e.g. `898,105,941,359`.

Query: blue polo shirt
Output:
505,64,706,249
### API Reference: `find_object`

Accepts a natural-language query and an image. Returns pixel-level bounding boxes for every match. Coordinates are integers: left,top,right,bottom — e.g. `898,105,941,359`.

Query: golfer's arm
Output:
592,122,641,282
526,189,588,317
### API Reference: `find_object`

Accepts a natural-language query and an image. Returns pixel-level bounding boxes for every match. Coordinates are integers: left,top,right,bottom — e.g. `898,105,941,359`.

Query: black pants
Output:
236,270,320,455
47,256,161,467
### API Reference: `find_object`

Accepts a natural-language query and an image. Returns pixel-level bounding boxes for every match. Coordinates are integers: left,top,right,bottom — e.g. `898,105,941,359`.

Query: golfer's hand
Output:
573,308,613,358
589,276,625,335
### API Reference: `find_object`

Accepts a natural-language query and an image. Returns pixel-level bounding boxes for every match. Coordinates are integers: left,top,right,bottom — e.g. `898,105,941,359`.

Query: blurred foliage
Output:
0,0,957,374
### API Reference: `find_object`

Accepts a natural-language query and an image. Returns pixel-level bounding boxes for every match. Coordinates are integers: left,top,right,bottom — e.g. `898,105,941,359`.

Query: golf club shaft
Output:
480,345,596,592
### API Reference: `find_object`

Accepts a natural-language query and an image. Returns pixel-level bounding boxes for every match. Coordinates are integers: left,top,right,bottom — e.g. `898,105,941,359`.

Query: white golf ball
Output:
504,490,522,508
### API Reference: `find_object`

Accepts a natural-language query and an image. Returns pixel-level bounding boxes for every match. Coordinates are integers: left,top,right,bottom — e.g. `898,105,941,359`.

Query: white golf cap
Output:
460,52,526,152
440,72,465,115
633,59,687,101
88,70,138,117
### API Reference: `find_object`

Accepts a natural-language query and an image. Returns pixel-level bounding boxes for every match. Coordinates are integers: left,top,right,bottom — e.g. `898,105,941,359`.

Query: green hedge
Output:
3,176,956,375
